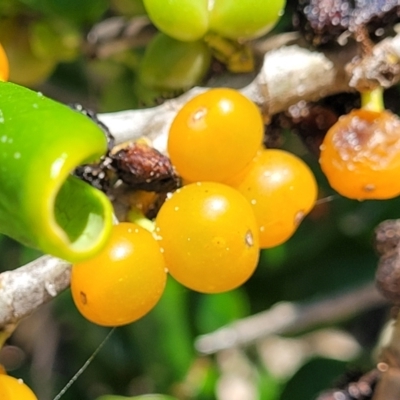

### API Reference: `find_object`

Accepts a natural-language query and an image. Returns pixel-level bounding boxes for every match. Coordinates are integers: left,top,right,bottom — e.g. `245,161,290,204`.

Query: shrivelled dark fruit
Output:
112,142,180,192
266,93,359,157
315,369,378,400
351,0,400,38
374,219,400,256
294,0,352,46
295,0,400,46
376,245,400,304
287,103,339,157
374,219,400,304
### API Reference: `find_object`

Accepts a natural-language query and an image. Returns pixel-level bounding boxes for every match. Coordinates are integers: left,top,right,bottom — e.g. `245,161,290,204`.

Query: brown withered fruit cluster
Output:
294,0,400,46
375,219,400,304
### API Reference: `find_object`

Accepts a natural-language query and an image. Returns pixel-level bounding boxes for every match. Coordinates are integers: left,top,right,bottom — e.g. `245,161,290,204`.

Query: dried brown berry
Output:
288,102,339,157
295,0,400,46
376,245,400,304
374,219,400,256
112,142,180,192
316,369,378,400
294,0,352,46
351,0,400,39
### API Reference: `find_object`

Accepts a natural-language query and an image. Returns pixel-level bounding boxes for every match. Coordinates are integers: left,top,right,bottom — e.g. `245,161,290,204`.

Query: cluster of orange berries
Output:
71,88,318,327
3,33,399,393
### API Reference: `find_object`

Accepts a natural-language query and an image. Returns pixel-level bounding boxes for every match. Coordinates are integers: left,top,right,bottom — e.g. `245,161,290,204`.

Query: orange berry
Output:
155,182,260,293
71,223,167,326
319,109,400,200
231,149,317,248
0,43,9,81
168,88,264,183
0,374,37,400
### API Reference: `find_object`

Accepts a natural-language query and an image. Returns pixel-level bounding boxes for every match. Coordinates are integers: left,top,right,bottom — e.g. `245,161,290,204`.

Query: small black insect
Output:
69,103,115,150
69,103,115,192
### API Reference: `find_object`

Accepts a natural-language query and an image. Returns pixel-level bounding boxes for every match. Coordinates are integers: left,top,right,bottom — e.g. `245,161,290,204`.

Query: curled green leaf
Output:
0,82,113,262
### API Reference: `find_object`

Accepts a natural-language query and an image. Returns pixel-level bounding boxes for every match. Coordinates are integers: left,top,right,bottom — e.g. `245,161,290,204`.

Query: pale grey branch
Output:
99,32,400,154
0,256,71,330
195,283,386,355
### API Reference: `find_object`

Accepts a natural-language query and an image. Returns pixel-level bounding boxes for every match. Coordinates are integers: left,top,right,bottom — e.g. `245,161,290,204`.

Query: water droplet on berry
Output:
245,230,254,247
364,184,375,192
189,107,208,130
192,107,207,121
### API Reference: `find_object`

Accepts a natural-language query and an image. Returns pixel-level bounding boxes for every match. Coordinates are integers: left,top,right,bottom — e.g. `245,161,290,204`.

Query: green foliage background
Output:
0,1,392,399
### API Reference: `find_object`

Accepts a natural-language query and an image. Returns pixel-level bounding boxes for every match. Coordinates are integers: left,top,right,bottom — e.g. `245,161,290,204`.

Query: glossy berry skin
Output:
0,43,9,81
0,375,38,400
209,0,286,40
319,109,400,200
143,0,209,42
143,0,286,42
139,33,211,91
155,182,260,293
71,223,167,326
231,149,317,248
168,88,264,183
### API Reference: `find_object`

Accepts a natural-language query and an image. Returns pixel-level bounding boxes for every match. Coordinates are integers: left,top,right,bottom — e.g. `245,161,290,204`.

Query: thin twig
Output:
99,33,400,154
85,16,156,59
53,328,115,400
195,283,387,355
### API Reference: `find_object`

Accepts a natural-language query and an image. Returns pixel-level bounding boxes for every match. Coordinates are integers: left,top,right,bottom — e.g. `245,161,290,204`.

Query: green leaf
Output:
0,81,113,262
131,277,194,383
280,358,347,400
195,289,249,334
41,0,108,24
